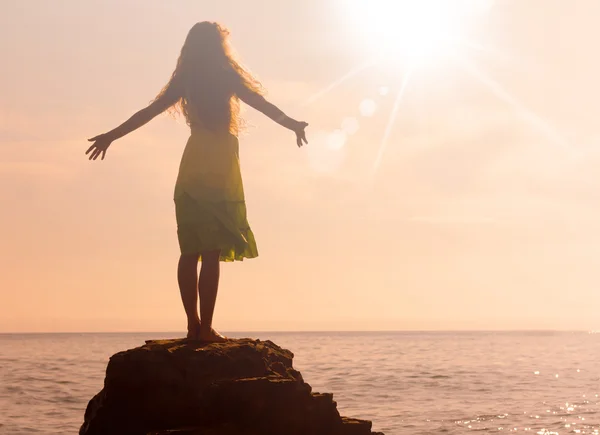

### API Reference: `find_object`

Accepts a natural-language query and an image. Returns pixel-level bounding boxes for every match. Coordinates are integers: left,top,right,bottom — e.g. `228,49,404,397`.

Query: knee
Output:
201,250,220,264
180,253,199,264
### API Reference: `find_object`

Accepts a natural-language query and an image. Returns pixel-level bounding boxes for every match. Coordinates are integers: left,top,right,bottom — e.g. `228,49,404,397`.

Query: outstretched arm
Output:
237,88,308,148
86,90,180,160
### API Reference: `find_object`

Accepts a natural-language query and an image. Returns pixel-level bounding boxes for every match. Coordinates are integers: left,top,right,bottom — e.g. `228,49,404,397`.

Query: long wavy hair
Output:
156,22,264,134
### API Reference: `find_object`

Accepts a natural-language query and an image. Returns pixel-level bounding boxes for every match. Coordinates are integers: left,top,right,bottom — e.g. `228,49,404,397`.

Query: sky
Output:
1,0,599,332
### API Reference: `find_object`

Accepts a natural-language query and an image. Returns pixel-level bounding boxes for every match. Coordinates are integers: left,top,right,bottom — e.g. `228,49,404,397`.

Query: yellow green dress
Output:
174,124,258,262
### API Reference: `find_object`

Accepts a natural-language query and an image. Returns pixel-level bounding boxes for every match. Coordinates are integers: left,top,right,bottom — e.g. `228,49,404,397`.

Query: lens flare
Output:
359,99,377,117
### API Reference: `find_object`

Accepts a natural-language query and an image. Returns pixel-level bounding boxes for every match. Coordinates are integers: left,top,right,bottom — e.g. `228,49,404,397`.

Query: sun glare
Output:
345,0,493,67
305,0,567,180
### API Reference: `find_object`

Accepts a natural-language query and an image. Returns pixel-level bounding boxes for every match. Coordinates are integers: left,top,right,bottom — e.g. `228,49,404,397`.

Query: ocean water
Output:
0,331,598,435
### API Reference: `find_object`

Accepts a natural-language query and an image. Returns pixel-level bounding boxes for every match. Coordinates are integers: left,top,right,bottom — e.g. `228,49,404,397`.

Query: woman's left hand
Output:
86,133,114,160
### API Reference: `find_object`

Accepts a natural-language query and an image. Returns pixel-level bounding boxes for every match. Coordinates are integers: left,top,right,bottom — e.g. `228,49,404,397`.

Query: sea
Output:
0,331,598,435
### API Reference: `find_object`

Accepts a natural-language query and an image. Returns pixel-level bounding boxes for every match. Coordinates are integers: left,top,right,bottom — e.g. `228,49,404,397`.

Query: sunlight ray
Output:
301,58,377,107
458,38,510,62
460,38,540,79
457,56,572,151
371,68,413,179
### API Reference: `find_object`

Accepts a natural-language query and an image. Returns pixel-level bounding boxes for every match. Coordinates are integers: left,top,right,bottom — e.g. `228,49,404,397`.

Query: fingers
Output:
296,135,308,147
295,122,308,147
88,147,103,160
86,136,109,160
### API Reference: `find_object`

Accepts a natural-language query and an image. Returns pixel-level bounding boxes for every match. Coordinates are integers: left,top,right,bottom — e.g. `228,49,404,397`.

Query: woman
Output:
86,21,308,342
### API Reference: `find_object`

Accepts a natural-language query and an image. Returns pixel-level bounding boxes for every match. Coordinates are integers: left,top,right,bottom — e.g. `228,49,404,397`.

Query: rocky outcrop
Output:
80,338,383,435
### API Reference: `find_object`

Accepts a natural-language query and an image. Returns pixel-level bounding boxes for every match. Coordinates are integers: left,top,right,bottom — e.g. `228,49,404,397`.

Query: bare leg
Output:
198,250,226,342
177,253,201,338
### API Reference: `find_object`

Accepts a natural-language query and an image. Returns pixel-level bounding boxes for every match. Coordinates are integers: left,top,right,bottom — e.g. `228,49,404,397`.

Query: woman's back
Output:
183,80,237,135
155,22,264,136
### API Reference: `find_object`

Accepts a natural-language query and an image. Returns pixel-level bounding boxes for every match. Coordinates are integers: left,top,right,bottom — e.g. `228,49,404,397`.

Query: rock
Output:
80,338,383,435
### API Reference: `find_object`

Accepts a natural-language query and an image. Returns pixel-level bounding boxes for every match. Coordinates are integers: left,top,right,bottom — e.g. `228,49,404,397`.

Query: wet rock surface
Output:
80,338,383,435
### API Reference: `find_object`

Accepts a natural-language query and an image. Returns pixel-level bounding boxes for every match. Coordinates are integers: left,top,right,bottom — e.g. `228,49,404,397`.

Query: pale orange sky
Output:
1,1,600,332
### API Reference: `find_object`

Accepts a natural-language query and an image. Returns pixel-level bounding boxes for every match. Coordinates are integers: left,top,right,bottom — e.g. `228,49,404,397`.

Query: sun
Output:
344,0,493,67
306,0,568,180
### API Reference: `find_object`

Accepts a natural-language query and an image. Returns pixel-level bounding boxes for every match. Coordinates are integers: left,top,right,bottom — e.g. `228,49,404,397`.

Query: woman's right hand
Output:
294,121,309,148
86,133,114,160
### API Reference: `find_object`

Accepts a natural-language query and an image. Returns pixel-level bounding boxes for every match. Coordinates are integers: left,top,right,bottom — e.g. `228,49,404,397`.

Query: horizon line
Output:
0,329,597,335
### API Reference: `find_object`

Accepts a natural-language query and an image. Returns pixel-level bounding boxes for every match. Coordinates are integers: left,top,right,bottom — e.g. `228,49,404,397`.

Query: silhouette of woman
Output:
86,22,308,342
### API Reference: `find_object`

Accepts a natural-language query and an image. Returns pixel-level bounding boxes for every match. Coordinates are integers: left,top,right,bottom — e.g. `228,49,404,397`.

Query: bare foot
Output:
186,321,201,340
198,326,228,343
